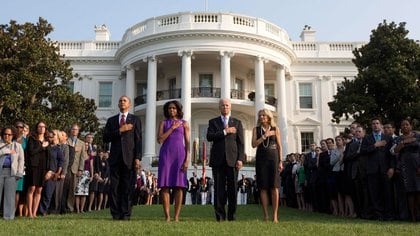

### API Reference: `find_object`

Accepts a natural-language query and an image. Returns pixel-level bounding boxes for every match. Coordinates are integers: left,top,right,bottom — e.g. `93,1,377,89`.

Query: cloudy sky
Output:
2,0,419,42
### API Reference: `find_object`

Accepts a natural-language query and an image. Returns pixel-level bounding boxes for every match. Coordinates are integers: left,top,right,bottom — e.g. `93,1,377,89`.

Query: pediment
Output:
294,117,321,126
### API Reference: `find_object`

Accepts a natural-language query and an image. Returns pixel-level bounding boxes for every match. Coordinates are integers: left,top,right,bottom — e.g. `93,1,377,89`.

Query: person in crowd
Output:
282,153,297,208
315,139,330,213
252,174,259,204
103,95,142,220
61,131,76,214
207,98,244,221
85,133,99,212
295,154,305,210
156,100,190,221
97,150,110,209
329,136,345,216
238,174,248,205
200,176,208,205
361,118,395,220
251,109,283,222
384,121,408,220
67,124,86,213
26,121,49,218
14,121,27,217
54,130,69,214
0,127,25,220
189,172,199,205
39,130,64,216
74,142,93,213
392,118,420,222
206,176,214,205
146,171,154,205
304,143,318,212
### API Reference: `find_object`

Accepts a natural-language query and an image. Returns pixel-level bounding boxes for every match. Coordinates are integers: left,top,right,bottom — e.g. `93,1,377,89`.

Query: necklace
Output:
261,126,270,148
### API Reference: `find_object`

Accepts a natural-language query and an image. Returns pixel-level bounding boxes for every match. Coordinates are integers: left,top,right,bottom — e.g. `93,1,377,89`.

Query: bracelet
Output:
262,135,267,140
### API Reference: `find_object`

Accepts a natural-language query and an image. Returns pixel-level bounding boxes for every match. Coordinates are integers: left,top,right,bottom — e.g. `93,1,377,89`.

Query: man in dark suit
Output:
103,96,142,220
189,172,198,204
207,98,244,221
361,118,395,220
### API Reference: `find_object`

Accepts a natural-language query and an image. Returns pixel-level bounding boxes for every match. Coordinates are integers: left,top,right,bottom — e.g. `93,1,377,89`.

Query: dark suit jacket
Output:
103,113,142,169
207,116,244,168
317,151,330,184
304,152,318,185
360,133,395,175
343,139,362,179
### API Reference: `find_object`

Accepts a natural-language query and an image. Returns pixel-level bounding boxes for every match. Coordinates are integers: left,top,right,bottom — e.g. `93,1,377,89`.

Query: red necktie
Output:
120,114,126,127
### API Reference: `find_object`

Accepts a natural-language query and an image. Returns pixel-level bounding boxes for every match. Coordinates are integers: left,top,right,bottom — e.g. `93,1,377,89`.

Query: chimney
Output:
95,24,111,41
300,25,316,42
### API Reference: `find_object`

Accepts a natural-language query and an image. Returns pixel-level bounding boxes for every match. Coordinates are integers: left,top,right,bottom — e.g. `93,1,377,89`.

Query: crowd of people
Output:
279,119,419,222
0,121,115,219
0,96,418,223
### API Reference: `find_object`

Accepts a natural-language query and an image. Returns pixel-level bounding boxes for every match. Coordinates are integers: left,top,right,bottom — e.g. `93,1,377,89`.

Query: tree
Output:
0,18,99,133
329,20,420,129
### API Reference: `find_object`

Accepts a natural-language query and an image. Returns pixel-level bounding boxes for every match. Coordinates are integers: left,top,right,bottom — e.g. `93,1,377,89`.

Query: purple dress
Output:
157,119,188,188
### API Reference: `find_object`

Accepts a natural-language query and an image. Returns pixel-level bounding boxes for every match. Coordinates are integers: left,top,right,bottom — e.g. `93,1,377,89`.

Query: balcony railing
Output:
134,88,276,106
191,87,221,98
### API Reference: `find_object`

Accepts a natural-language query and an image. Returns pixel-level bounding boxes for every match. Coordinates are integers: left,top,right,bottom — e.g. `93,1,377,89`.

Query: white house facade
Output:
58,12,362,172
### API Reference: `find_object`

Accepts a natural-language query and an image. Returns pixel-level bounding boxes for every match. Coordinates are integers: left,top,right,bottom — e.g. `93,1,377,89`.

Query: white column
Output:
125,66,135,113
254,56,265,120
276,65,288,159
220,51,234,99
178,50,192,125
143,56,157,170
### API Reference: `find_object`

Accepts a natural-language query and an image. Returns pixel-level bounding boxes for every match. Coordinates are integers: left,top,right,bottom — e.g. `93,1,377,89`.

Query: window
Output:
169,78,177,99
233,78,244,99
299,83,313,109
199,74,213,97
67,81,75,93
301,132,314,152
98,82,112,108
264,83,275,96
136,82,147,97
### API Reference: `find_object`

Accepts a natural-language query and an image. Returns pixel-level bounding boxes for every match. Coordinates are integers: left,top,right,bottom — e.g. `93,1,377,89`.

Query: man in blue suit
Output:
103,96,142,220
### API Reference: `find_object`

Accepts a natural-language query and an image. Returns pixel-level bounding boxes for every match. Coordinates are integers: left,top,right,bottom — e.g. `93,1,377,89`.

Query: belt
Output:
2,166,11,168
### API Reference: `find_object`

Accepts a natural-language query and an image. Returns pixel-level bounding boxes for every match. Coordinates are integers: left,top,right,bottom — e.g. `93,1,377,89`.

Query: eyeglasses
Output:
16,126,24,129
3,133,13,136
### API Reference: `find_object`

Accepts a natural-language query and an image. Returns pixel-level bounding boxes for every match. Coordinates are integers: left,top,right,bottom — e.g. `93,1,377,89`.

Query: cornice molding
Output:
115,30,296,64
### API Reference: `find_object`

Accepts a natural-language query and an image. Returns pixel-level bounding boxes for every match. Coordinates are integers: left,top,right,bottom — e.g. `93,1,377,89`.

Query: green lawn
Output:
1,205,418,235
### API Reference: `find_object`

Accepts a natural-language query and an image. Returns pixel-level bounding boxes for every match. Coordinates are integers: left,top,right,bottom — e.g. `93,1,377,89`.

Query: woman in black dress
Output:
25,121,49,218
393,118,420,222
252,109,284,222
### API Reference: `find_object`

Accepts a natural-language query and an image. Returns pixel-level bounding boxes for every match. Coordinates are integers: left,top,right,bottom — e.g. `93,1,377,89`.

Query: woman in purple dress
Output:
157,100,190,222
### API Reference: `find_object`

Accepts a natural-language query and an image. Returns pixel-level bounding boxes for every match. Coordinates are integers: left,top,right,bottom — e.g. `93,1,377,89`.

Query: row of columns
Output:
124,52,289,168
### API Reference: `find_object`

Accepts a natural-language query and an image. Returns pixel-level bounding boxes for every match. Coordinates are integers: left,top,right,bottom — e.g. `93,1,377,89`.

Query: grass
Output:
1,205,418,235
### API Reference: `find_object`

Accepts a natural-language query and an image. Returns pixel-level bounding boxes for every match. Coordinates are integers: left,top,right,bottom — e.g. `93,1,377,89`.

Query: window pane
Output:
300,97,313,109
301,132,314,152
299,83,312,108
299,83,312,96
264,84,274,96
99,82,112,107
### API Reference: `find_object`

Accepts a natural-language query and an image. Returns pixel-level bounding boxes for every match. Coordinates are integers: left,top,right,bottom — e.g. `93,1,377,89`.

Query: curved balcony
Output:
134,88,277,107
121,12,292,47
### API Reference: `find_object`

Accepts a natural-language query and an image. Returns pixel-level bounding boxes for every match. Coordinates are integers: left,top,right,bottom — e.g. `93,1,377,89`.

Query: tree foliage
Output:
329,20,420,128
0,18,99,133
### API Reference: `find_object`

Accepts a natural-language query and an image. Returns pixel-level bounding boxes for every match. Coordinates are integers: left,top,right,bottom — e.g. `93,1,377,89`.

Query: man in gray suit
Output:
207,98,244,221
67,123,86,212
